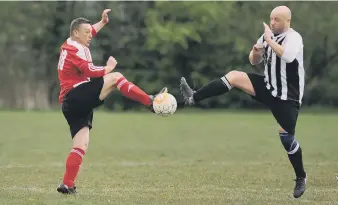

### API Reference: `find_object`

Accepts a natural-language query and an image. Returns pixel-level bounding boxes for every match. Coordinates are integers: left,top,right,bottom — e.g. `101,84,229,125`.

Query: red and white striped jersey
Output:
57,27,105,103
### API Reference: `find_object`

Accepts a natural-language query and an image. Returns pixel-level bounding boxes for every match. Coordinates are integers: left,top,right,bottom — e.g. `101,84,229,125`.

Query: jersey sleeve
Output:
69,48,105,78
91,25,97,37
256,34,264,44
281,32,303,63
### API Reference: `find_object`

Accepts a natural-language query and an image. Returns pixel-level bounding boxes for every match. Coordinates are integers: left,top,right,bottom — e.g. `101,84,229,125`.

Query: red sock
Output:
63,148,85,188
116,77,151,106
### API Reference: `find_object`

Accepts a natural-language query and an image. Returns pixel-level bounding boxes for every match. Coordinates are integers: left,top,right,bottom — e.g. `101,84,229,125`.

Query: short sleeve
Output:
281,32,303,63
256,34,264,44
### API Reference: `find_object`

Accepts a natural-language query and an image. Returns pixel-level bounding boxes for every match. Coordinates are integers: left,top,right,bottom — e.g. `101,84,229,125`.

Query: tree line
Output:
0,1,337,110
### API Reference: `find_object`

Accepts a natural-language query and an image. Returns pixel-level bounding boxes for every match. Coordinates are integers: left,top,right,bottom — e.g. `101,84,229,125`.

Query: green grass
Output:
0,110,337,205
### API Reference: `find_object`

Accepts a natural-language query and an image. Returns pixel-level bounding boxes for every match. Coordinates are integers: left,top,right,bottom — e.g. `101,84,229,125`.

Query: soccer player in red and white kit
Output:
57,9,167,194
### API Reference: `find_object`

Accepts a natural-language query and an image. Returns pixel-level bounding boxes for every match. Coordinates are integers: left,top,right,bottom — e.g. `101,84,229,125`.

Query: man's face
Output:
73,23,92,47
270,13,288,35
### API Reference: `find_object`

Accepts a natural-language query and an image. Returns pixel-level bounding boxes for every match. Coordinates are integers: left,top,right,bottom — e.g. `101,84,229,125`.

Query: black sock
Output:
288,147,306,178
193,76,232,102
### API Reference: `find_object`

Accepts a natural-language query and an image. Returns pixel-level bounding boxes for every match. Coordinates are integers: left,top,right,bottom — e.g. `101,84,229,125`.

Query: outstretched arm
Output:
92,9,111,35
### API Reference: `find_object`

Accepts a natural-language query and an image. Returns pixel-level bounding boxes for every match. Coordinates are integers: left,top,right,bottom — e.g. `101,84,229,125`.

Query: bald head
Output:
270,6,292,35
272,6,291,20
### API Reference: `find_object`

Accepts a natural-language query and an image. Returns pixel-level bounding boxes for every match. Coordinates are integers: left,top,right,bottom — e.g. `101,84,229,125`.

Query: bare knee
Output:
279,127,287,134
99,72,124,100
224,71,255,96
225,70,245,87
103,72,124,88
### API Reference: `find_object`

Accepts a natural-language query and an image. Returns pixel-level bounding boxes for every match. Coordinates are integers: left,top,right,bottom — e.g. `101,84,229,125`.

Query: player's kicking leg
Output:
179,71,306,198
180,71,254,105
99,72,167,111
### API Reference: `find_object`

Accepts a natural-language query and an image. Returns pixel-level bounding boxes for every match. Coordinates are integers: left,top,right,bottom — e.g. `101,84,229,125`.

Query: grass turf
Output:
0,110,337,204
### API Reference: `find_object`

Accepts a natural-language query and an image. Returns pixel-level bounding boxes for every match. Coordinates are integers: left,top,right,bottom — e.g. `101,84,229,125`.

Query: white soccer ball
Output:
152,93,177,117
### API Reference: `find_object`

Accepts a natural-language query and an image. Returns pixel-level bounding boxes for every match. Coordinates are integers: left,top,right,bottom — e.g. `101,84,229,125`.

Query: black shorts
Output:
247,73,300,135
62,77,104,138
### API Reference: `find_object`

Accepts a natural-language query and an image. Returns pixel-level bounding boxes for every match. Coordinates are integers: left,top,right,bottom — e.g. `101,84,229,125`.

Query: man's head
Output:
270,6,291,35
70,17,92,47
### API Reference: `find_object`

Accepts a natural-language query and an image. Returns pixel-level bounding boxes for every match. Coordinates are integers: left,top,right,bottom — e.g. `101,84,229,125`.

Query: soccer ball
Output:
152,93,177,116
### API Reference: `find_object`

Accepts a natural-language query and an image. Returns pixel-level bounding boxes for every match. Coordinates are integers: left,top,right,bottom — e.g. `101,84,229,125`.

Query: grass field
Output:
0,110,337,205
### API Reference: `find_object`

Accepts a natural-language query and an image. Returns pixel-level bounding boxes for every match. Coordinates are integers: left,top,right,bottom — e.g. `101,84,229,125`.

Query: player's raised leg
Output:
180,71,255,105
99,71,167,111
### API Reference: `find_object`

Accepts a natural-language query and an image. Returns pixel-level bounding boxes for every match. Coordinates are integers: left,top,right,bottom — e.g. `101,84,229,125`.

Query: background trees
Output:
0,2,336,110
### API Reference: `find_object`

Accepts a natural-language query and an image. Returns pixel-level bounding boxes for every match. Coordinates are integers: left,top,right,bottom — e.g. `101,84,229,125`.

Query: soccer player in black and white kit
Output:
179,6,307,198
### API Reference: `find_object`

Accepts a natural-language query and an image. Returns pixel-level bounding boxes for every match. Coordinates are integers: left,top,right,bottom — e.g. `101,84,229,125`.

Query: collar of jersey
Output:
273,28,293,38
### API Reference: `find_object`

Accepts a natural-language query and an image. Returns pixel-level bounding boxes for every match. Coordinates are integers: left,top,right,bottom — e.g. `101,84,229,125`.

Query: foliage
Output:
0,2,337,109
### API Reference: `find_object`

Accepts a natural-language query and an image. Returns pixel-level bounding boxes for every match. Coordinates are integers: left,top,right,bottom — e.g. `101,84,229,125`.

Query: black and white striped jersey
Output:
254,28,305,105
